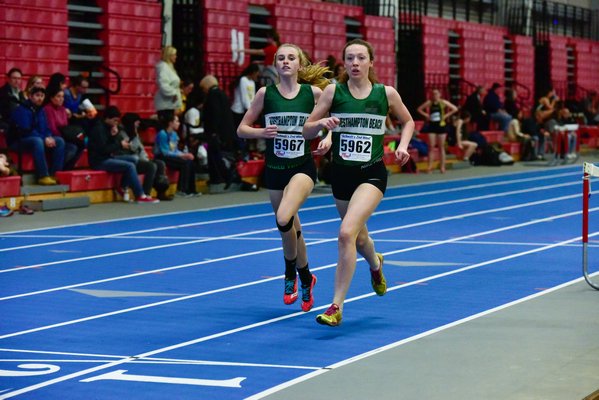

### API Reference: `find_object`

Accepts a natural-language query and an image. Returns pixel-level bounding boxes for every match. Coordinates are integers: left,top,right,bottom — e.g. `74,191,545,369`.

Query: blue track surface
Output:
0,165,595,399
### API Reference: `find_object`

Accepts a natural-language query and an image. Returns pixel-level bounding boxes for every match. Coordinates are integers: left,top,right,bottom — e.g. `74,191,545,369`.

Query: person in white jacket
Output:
154,46,182,123
231,63,261,157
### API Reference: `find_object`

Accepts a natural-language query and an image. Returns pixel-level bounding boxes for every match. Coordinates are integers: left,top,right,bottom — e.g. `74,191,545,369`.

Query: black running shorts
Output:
330,160,387,201
263,158,317,191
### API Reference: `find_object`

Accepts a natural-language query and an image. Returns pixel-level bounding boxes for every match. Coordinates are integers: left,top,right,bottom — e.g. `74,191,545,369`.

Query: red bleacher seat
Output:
55,170,115,192
166,168,180,184
73,149,89,169
480,130,504,143
139,127,157,145
8,151,35,172
237,159,265,178
502,142,521,155
0,176,21,197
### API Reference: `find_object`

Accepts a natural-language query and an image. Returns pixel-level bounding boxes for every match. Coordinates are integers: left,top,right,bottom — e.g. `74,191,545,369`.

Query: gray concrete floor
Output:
2,158,599,400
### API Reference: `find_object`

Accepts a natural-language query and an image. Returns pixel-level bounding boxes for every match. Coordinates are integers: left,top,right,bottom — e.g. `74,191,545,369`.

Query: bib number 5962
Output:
339,134,372,162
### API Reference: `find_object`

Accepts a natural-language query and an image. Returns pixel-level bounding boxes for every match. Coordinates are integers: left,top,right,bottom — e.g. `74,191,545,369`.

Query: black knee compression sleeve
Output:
276,215,295,232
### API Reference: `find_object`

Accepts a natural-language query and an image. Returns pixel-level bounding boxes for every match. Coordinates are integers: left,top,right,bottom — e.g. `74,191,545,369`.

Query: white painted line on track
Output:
246,271,598,400
0,180,581,273
0,194,585,302
0,171,579,254
0,167,578,238
1,232,595,399
0,206,592,339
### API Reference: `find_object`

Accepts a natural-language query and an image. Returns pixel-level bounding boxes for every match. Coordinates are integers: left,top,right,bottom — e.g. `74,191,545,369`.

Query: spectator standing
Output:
231,64,260,129
483,82,512,133
231,63,260,157
199,75,238,186
154,46,182,123
178,78,194,116
240,30,281,86
417,89,458,173
153,114,197,197
11,87,65,185
87,106,159,204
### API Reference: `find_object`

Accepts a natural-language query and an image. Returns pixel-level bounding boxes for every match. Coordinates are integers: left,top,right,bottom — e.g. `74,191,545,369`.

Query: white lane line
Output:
246,272,598,400
0,232,593,399
0,167,577,238
0,348,320,370
0,171,579,253
0,180,580,273
0,207,590,339
0,194,584,302
0,359,320,370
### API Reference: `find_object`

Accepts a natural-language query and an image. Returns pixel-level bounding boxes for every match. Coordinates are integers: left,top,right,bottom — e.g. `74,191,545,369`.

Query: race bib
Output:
339,133,372,162
430,111,441,122
273,134,305,159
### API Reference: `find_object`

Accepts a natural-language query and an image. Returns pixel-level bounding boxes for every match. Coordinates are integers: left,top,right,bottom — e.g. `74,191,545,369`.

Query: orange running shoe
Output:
283,277,298,305
301,275,317,312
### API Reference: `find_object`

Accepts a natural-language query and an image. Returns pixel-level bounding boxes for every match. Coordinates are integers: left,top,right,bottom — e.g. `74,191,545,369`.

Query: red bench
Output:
0,176,21,197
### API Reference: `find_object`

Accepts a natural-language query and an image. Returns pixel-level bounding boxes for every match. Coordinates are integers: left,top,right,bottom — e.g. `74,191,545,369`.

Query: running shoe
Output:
371,252,387,296
300,274,317,312
0,205,14,217
316,303,342,326
283,277,298,305
136,195,159,204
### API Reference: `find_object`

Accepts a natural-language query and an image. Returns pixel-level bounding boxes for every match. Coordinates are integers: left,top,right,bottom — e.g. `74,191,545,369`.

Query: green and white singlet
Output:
330,83,388,167
263,84,314,170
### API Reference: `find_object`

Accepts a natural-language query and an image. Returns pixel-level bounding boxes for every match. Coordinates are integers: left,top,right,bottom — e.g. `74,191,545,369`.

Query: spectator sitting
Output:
154,46,182,124
0,153,16,177
535,87,559,126
44,87,84,170
506,110,538,161
449,111,478,162
24,75,44,99
483,82,512,133
582,90,598,125
504,87,520,119
153,114,198,197
520,111,547,161
64,75,90,121
120,113,173,201
87,106,159,204
44,73,68,106
11,87,65,185
0,68,25,125
463,85,487,130
554,106,578,161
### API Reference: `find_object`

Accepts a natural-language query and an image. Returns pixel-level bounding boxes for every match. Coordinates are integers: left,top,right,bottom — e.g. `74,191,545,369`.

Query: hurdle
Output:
582,162,599,290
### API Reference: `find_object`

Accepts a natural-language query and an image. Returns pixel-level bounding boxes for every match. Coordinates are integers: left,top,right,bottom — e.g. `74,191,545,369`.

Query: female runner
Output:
303,39,414,326
237,44,330,311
